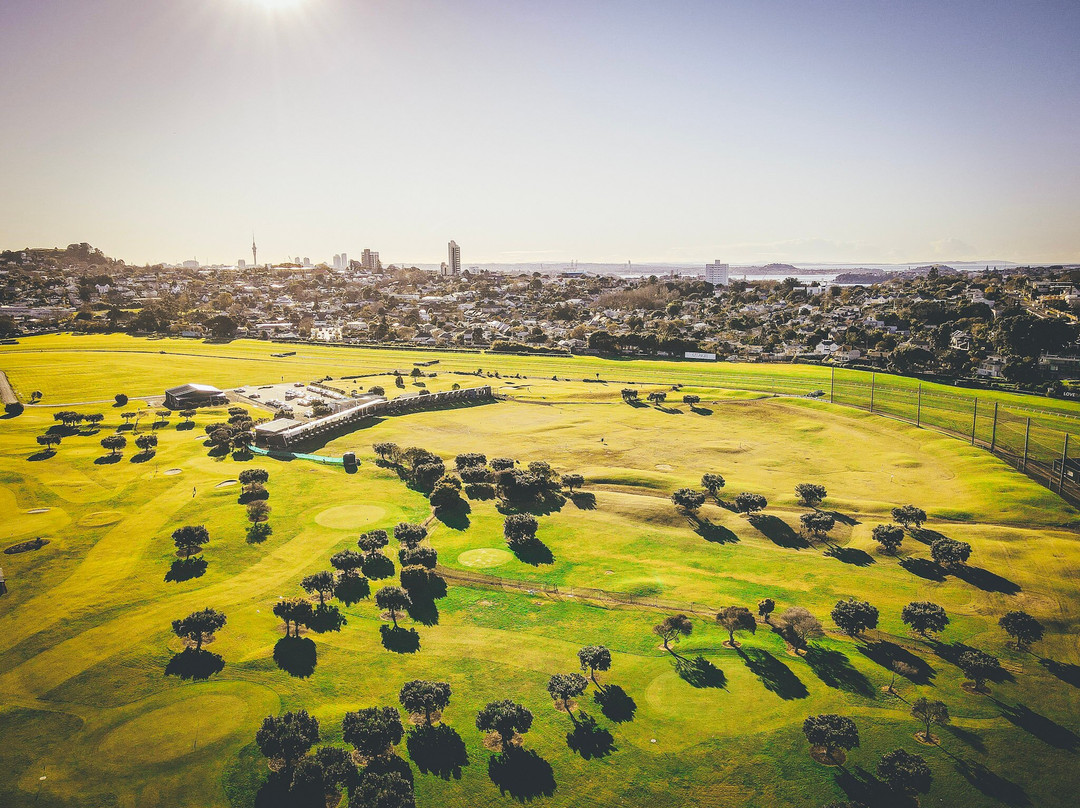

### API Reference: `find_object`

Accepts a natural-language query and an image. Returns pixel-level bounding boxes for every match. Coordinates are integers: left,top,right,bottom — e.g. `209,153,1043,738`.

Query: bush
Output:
4,402,24,417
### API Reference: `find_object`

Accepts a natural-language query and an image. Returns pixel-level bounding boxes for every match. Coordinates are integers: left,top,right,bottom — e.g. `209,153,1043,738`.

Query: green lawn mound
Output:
78,511,123,528
457,547,514,568
314,503,387,530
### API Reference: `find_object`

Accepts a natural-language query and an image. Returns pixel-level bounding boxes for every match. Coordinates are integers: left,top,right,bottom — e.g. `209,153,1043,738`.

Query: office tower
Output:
705,260,729,286
448,240,461,274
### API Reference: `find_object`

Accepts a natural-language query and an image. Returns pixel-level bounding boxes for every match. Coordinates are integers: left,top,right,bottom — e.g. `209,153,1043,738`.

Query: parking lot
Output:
232,380,336,420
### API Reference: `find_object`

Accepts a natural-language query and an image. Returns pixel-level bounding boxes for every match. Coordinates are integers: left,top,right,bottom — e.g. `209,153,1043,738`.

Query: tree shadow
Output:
690,406,713,415
675,655,726,688
27,450,57,461
165,648,225,680
738,647,808,699
835,765,915,808
994,700,1080,751
944,724,987,754
435,501,471,531
565,712,616,760
932,641,1014,684
804,645,874,697
824,545,875,566
1040,658,1080,688
94,454,122,465
570,492,597,510
953,759,1031,806
406,724,469,780
306,604,346,633
335,575,370,605
361,554,396,580
953,565,1021,595
380,625,420,653
253,770,297,808
273,636,317,678
176,421,195,431
748,514,808,549
488,748,556,801
511,538,554,566
130,451,155,463
692,516,739,545
899,556,946,582
407,596,441,626
465,483,496,500
593,685,636,722
238,489,270,504
164,556,207,583
914,527,945,544
827,510,860,526
857,640,935,684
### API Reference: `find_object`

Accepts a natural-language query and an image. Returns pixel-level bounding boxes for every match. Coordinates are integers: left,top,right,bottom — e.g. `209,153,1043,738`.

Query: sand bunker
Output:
26,508,50,514
214,480,238,488
163,468,183,476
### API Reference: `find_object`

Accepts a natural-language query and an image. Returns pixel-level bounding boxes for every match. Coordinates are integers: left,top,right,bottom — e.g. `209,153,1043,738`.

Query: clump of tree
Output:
930,537,971,570
872,523,904,554
802,714,859,764
891,505,927,530
503,513,540,552
777,606,823,653
273,597,313,637
476,700,533,752
831,598,879,638
620,388,639,403
901,601,949,638
671,488,706,513
173,524,210,558
734,492,767,515
877,748,932,797
239,467,269,495
653,614,692,653
429,474,465,511
795,483,826,507
256,709,321,772
171,607,226,652
5,402,24,417
398,446,446,491
373,442,400,463
999,610,1044,651
343,706,405,761
495,460,562,506
394,522,428,549
716,606,756,647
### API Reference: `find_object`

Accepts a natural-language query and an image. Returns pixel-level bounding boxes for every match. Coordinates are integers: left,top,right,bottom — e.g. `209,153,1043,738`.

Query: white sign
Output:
684,351,716,361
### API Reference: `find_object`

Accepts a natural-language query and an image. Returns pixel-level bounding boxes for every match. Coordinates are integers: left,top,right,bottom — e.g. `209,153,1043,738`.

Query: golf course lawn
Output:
2,335,1080,807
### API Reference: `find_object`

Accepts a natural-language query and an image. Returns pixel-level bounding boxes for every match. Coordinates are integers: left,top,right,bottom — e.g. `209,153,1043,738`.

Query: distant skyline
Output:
1,0,1078,266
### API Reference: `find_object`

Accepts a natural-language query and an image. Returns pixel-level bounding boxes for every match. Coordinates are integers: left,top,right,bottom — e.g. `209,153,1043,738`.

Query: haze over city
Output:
1,0,1078,266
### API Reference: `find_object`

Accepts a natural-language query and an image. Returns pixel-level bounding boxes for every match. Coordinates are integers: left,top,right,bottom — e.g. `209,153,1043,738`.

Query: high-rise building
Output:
238,259,247,269
447,240,461,274
333,254,341,269
341,252,348,268
303,257,311,268
362,249,380,271
705,260,729,286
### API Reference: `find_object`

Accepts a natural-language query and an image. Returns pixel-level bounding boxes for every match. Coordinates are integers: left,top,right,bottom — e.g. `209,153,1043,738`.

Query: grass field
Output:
2,335,1080,808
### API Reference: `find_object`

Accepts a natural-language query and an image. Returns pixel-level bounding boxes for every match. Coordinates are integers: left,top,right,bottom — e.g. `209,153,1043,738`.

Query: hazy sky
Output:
1,0,1078,266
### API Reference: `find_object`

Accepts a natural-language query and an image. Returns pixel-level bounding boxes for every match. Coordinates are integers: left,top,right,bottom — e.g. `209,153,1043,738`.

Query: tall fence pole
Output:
869,373,876,413
1022,417,1031,472
916,384,922,427
1059,433,1070,493
971,398,978,445
990,402,999,453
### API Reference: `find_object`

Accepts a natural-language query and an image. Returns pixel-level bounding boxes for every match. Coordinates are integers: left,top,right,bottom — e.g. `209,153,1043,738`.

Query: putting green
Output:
457,547,514,568
314,503,387,530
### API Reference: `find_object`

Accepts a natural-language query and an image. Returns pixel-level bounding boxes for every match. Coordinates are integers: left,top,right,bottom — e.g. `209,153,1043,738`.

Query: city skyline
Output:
1,0,1078,265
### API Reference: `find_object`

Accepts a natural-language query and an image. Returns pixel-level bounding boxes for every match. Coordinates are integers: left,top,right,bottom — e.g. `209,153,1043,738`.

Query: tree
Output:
999,610,1044,651
331,549,366,579
350,771,415,808
476,700,533,751
758,598,775,623
734,492,768,514
247,500,271,523
207,314,238,339
547,673,588,720
398,680,452,726
301,571,337,607
179,408,196,423
653,614,693,652
930,537,972,570
620,388,639,403
701,473,725,498
455,452,487,469
957,649,1001,692
239,467,269,492
716,606,757,646
393,522,427,549
101,434,127,456
503,513,539,549
647,391,667,405
671,488,706,513
115,393,128,406
342,706,404,760
800,511,835,541
375,586,412,628
429,482,463,510
359,529,390,556
831,598,879,638
682,394,701,407
36,434,61,452
577,645,612,687
5,402,24,417
273,597,313,637
172,524,210,558
891,505,927,530
256,709,321,770
373,442,400,462
85,412,105,428
802,714,859,764
135,433,158,453
901,601,949,638
399,545,437,569
795,483,827,507
561,473,584,493
911,697,949,742
171,607,226,651
777,606,823,653
877,748,932,796
490,457,516,471
872,524,904,554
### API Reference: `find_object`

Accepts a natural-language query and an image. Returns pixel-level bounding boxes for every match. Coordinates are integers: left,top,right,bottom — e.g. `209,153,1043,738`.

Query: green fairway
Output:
2,335,1080,807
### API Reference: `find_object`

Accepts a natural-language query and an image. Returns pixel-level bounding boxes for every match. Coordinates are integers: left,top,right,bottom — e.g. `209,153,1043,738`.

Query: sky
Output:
1,0,1078,267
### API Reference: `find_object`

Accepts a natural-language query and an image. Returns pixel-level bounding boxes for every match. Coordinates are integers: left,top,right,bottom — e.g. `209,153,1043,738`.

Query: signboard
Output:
684,351,717,361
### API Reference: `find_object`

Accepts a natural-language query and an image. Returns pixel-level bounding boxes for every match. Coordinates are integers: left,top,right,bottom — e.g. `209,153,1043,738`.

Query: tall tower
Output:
448,240,461,274
252,233,258,268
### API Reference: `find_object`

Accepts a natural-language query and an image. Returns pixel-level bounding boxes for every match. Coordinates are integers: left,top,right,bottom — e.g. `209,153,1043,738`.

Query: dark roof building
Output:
165,383,226,409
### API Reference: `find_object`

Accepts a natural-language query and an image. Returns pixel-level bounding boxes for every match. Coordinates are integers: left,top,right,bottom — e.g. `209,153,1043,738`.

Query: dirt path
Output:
0,370,16,404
